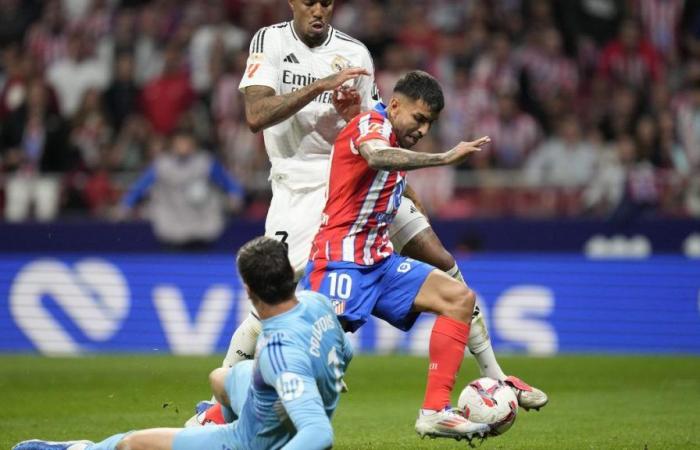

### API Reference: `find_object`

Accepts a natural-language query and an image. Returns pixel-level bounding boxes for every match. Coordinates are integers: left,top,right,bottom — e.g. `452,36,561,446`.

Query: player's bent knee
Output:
115,435,137,450
442,284,475,322
209,368,228,401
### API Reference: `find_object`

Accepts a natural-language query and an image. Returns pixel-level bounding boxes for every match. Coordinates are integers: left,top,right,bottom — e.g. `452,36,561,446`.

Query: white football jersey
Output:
239,22,380,190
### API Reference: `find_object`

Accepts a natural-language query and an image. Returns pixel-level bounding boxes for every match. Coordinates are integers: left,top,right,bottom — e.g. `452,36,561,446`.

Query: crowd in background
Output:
0,0,699,224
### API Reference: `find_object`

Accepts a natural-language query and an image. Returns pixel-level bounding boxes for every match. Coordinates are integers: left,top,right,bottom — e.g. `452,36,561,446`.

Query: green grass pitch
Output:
1,354,698,449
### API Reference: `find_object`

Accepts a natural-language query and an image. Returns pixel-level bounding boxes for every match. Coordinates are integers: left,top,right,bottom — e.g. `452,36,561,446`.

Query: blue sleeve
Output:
259,339,334,450
341,332,354,366
209,160,244,197
122,166,156,208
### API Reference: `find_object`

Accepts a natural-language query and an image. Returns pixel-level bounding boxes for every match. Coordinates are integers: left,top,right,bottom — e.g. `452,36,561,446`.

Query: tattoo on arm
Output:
244,84,324,132
358,140,447,171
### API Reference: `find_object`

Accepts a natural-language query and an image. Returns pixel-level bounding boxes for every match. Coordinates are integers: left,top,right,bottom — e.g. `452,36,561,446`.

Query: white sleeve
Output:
356,48,381,111
239,27,281,93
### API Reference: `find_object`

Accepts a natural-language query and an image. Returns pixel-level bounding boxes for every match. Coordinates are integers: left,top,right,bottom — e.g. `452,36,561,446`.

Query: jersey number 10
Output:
328,272,352,299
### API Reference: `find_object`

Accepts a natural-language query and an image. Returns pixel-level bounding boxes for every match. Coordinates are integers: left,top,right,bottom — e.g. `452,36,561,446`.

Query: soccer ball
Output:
457,377,518,435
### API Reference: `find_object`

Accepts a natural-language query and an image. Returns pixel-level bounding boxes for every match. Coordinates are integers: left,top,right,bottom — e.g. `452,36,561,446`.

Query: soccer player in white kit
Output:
197,0,547,424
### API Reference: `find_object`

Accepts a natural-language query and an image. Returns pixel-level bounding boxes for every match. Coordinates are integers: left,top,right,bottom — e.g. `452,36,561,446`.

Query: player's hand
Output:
444,136,490,165
332,85,361,122
319,67,369,92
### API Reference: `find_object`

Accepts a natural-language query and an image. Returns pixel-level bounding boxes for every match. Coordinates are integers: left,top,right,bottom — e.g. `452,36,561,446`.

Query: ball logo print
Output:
9,258,130,355
277,372,305,401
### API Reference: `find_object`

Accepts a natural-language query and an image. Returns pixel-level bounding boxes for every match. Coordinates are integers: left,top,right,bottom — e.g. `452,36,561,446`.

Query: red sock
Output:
422,316,470,411
203,403,226,425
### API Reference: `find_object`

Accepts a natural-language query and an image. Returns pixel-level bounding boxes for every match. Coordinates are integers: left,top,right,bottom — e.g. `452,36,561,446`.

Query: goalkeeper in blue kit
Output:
13,237,352,450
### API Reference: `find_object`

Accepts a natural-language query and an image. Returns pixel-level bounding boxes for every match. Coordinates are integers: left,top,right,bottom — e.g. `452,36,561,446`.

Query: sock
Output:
446,264,465,284
422,316,470,411
469,307,507,380
222,313,262,368
87,432,131,450
446,264,507,381
202,403,226,425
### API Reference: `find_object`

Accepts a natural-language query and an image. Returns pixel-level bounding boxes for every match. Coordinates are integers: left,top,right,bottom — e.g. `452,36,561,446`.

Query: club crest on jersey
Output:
397,262,412,273
331,55,352,72
331,299,346,315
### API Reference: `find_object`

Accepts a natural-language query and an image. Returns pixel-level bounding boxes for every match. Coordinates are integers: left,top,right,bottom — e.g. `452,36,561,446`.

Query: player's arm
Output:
260,345,334,450
358,136,491,171
244,67,369,133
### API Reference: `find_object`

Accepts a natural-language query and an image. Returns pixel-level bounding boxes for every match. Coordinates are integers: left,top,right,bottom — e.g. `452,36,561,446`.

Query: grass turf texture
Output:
1,355,698,449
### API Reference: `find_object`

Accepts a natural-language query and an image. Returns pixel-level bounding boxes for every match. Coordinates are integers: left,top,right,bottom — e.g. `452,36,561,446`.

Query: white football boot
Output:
505,376,549,411
415,407,490,441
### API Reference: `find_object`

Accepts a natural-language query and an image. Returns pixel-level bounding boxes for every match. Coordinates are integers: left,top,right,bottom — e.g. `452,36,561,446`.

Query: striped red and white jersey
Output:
637,0,684,55
310,107,405,266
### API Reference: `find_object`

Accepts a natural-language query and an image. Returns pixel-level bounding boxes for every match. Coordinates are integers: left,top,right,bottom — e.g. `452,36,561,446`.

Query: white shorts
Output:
389,198,431,253
266,181,431,276
265,181,326,277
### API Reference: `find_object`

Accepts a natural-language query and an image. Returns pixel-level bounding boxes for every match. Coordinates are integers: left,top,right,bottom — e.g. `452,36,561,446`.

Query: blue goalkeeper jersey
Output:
232,290,353,450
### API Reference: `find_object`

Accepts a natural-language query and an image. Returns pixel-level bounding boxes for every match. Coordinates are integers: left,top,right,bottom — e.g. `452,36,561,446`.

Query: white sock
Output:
222,313,262,368
446,264,507,381
469,307,507,380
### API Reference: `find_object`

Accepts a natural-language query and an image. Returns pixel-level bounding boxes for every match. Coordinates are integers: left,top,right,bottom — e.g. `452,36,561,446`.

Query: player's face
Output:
289,0,333,46
388,96,438,149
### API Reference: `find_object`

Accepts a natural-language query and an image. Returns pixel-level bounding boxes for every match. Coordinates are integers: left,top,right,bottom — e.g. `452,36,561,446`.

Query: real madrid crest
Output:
331,55,352,72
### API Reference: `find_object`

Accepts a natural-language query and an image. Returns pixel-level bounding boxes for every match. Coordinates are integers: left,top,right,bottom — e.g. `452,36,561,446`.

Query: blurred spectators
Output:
1,80,71,221
597,18,663,89
475,90,541,169
140,44,194,136
0,0,698,222
524,115,597,188
118,128,243,249
47,30,109,118
103,51,140,132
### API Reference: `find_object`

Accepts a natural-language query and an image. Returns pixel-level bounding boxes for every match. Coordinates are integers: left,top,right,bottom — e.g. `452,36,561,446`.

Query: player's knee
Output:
115,434,138,450
443,284,475,322
209,367,228,401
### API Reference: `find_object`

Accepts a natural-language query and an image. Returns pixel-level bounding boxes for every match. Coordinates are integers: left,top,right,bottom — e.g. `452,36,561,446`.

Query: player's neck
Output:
255,295,299,320
292,22,326,48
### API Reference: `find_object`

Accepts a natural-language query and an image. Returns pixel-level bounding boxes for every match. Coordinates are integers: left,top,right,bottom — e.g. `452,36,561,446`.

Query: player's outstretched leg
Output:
412,270,490,441
13,441,93,450
400,227,548,411
184,313,262,427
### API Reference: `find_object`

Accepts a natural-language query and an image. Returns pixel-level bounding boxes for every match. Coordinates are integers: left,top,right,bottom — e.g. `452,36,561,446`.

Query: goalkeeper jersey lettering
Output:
239,22,379,189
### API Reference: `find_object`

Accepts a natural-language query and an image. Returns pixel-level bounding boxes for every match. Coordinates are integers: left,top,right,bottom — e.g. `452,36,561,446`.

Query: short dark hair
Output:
393,70,444,113
237,237,296,305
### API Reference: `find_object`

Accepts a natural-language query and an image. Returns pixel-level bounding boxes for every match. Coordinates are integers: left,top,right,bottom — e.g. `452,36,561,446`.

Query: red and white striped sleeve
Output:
353,112,393,148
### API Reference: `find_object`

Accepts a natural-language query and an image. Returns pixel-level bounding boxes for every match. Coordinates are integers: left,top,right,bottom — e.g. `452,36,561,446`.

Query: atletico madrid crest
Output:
332,299,346,315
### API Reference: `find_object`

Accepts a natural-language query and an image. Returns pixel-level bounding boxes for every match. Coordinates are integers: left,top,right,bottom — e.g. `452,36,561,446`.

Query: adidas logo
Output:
283,53,300,63
409,205,418,214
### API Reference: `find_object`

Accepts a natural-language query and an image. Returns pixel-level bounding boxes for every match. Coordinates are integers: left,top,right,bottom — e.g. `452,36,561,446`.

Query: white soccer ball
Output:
457,377,518,435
